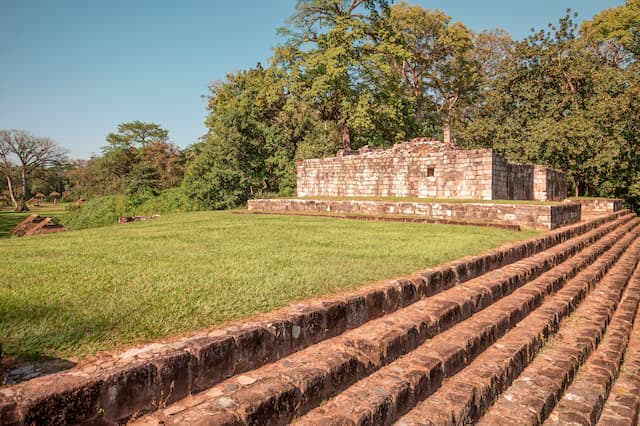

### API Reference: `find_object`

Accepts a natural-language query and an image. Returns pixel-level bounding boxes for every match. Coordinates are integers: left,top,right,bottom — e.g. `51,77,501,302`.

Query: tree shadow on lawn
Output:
1,297,114,385
0,211,26,238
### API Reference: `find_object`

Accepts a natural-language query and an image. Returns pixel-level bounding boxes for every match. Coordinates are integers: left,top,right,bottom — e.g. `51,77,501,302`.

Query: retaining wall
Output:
575,198,623,217
248,199,582,230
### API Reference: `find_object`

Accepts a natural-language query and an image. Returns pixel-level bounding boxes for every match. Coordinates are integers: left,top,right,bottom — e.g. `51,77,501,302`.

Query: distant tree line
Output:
2,0,638,212
0,122,186,211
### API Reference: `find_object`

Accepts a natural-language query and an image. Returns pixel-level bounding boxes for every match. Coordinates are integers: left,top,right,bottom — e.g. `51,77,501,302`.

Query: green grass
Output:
0,211,537,363
0,203,68,238
568,196,618,201
295,196,563,205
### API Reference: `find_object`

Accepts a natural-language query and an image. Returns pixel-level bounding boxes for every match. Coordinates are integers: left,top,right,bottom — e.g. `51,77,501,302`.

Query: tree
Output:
276,0,408,150
105,120,169,150
581,0,640,64
183,65,302,209
388,3,479,144
98,121,174,195
453,29,514,148
460,9,640,210
138,141,184,190
0,134,19,210
0,129,67,211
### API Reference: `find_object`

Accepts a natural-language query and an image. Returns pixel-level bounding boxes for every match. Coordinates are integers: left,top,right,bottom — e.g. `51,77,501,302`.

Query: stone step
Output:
298,221,640,426
133,218,640,425
0,212,631,425
597,290,640,426
544,266,640,425
475,241,640,425
395,234,640,425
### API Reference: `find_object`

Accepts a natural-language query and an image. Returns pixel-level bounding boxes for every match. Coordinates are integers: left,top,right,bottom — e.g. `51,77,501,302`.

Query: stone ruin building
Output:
296,138,567,201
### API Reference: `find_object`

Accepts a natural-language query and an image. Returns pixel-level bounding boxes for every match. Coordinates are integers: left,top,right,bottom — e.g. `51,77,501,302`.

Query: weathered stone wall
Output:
507,163,535,200
576,198,623,217
248,199,582,230
534,166,567,201
296,140,567,201
296,147,494,200
491,153,509,200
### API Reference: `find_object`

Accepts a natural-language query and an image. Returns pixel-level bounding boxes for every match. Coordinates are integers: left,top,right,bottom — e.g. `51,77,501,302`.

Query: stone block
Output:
189,335,236,392
96,361,159,422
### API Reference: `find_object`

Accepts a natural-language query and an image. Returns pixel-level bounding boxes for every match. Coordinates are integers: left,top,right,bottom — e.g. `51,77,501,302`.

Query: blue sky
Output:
0,0,625,159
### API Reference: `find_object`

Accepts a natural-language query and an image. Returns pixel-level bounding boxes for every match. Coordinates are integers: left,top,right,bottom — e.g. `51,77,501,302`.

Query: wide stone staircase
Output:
2,210,640,425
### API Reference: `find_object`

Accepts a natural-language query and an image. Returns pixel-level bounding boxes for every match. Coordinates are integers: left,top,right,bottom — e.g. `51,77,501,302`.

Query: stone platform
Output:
248,198,582,230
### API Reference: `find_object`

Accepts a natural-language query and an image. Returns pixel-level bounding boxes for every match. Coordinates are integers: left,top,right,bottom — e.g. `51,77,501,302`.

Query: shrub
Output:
135,187,195,214
63,195,130,230
62,188,197,230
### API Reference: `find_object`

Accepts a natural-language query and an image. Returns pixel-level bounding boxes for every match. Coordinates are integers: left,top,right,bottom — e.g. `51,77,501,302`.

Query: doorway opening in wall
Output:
427,167,435,177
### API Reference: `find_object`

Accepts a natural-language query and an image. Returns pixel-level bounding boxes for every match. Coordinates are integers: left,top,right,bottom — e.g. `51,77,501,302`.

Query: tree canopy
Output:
19,2,639,213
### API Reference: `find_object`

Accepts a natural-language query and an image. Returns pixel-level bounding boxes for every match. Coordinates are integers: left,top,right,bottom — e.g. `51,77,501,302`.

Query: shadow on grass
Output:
0,211,28,238
0,297,114,384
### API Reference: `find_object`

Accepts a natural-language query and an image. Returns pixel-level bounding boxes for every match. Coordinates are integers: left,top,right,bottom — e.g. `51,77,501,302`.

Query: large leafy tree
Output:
581,0,640,64
462,10,640,209
65,121,183,199
454,29,513,148
105,120,169,149
183,65,303,209
276,0,411,150
388,3,479,143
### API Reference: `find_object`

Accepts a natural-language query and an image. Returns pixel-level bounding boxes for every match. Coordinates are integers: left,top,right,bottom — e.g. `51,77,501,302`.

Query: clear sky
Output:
0,0,625,160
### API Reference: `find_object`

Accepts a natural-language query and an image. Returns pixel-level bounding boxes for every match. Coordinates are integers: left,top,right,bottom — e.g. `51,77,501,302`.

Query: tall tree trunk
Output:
443,118,451,145
15,199,28,212
21,167,29,201
5,175,18,210
341,122,352,151
442,97,458,146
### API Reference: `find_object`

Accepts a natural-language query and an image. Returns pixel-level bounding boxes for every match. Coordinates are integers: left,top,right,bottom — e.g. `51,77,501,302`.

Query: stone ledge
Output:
570,198,623,218
248,198,581,230
0,211,628,425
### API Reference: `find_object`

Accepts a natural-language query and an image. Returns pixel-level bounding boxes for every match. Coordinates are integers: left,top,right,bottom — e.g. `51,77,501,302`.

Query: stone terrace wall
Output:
297,142,495,200
577,198,623,217
248,199,582,230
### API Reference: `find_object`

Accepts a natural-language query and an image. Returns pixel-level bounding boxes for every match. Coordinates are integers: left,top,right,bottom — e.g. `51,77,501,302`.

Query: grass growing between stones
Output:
0,211,537,363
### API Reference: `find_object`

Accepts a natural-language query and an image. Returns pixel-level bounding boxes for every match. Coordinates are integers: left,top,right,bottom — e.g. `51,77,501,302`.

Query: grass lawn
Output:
0,203,68,238
0,211,537,363
296,196,563,205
